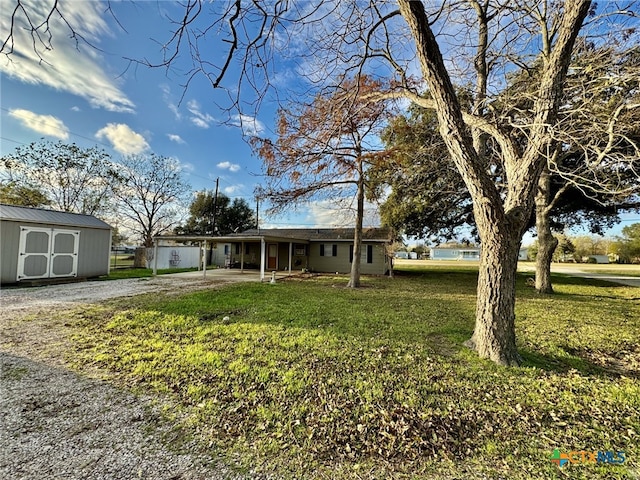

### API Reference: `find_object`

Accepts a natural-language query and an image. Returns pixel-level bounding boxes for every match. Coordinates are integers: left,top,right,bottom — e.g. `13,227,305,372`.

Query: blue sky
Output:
0,1,366,229
1,1,637,242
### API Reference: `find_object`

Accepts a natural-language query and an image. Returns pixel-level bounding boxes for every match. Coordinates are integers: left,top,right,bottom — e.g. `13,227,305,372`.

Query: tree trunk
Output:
347,160,364,288
535,167,558,293
465,219,523,366
397,0,591,366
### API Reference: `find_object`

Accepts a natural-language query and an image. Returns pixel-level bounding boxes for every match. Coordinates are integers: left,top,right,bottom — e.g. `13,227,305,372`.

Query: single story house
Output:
430,246,481,261
153,227,392,281
1,204,112,284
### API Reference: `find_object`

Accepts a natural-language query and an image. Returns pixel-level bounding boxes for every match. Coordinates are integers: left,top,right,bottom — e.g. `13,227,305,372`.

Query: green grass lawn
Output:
67,266,639,479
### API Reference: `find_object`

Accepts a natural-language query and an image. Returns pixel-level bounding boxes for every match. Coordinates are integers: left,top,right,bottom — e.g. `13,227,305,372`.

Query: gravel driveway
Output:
0,274,251,480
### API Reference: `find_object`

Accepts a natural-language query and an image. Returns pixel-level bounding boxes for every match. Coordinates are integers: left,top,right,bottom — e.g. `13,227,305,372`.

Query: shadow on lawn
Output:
520,345,640,380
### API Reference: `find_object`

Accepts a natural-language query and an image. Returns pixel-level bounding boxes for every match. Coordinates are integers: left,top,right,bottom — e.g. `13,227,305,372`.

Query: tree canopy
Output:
253,76,391,287
113,154,190,247
177,191,256,236
0,140,117,216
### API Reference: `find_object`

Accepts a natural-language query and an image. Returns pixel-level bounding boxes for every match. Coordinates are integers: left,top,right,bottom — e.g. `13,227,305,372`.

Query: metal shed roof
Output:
0,204,112,230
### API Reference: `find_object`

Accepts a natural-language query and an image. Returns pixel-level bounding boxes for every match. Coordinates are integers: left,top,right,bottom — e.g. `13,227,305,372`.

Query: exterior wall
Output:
228,242,261,267
225,239,387,275
209,243,230,267
276,242,309,271
309,241,387,275
76,226,111,278
0,220,21,283
1,219,110,283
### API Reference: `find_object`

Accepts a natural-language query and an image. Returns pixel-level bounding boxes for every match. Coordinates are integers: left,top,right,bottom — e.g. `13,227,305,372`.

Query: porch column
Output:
260,237,266,281
203,241,207,278
241,241,245,273
152,239,158,276
288,242,293,273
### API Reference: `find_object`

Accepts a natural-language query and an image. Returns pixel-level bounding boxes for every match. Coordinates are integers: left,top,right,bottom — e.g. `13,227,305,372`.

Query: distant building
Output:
430,246,480,261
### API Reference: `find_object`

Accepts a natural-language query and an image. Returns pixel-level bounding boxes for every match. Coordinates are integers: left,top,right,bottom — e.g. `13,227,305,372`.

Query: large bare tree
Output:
113,154,190,248
5,0,637,365
252,76,390,288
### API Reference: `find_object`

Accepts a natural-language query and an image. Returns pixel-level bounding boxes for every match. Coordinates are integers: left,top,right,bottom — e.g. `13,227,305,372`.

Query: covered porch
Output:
152,233,310,282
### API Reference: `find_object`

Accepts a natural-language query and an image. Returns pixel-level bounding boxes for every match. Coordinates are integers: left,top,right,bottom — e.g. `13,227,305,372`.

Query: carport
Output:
153,232,309,282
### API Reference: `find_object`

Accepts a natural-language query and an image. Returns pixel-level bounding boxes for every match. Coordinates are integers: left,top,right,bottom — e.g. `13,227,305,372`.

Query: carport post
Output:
288,242,293,273
202,241,207,278
260,237,266,282
241,241,245,273
153,240,158,276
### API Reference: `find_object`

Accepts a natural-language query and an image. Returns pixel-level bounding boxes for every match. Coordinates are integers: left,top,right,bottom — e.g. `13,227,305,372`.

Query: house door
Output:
267,243,278,270
17,226,80,281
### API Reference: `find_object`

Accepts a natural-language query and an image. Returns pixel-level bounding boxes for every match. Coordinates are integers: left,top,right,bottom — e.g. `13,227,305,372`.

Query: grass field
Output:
66,265,639,479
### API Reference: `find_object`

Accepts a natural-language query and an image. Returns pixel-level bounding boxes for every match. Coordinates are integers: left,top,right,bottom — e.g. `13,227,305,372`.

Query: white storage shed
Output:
1,204,112,284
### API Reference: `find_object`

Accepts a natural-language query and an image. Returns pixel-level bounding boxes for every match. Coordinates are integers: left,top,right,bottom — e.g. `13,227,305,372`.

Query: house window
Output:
224,245,229,255
294,244,306,256
235,244,241,255
320,244,337,256
349,244,373,263
245,243,250,255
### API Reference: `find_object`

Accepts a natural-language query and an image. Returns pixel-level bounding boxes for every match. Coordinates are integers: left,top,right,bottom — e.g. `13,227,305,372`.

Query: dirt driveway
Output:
0,273,259,480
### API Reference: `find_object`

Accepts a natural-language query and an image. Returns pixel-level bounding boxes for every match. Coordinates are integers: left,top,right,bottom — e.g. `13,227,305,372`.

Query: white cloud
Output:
95,123,149,155
223,184,244,195
303,199,380,228
186,99,214,128
9,109,69,139
180,161,195,173
231,114,265,136
0,2,135,113
160,84,181,120
167,133,185,144
71,106,81,112
217,161,241,173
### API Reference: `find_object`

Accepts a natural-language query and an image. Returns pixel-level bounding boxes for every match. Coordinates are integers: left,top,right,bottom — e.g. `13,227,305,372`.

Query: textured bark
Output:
397,0,592,366
347,159,365,288
465,218,523,366
535,167,558,294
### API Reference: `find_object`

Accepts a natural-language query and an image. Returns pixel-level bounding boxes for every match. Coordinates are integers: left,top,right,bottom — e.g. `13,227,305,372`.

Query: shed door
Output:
17,227,80,281
50,229,80,277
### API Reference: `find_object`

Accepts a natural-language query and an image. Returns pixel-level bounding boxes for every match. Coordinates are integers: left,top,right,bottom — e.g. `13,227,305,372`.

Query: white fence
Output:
154,246,201,270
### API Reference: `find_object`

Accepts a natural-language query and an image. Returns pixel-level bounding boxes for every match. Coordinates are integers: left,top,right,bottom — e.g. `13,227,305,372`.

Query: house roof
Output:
154,227,392,245
235,227,392,242
0,204,111,230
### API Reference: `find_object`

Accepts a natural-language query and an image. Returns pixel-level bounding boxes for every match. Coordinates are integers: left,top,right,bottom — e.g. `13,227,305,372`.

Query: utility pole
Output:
212,177,219,235
255,197,259,231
